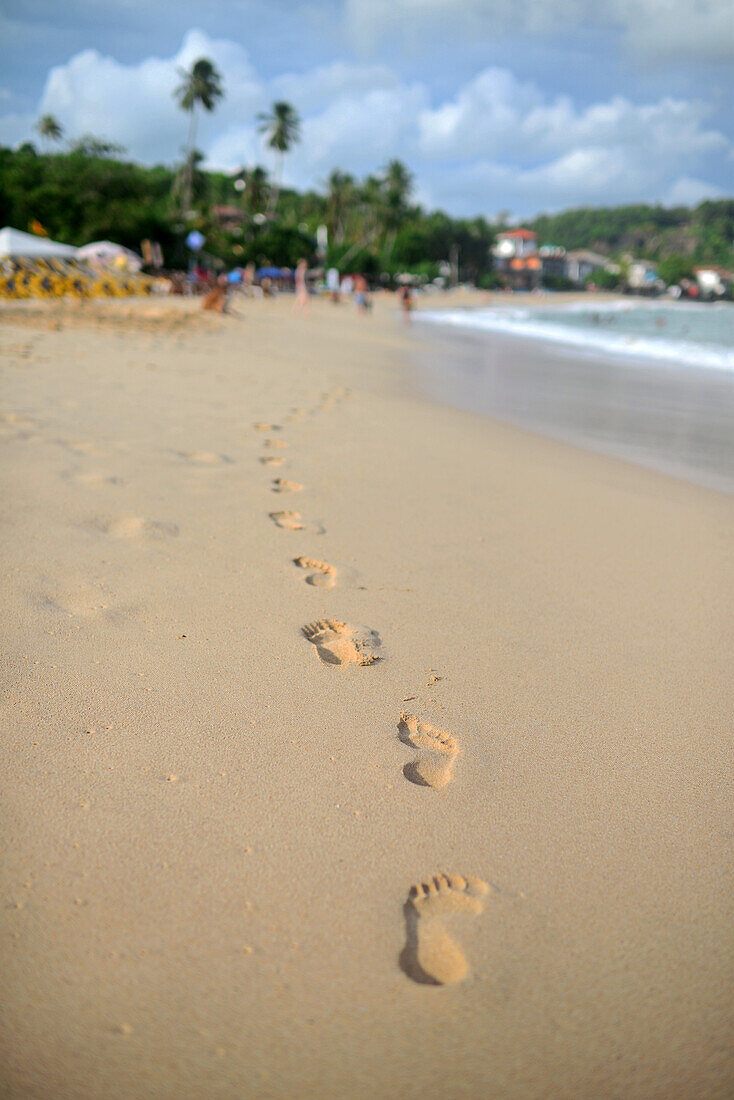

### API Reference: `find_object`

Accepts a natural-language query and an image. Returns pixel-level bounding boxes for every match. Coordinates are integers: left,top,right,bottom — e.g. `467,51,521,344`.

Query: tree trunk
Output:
267,150,283,216
181,106,198,220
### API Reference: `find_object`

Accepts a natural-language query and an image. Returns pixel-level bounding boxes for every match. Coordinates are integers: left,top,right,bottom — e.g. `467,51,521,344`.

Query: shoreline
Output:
406,319,734,495
2,295,732,1099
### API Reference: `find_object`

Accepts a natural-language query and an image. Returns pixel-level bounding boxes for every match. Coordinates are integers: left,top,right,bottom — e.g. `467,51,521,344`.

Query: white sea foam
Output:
416,303,734,371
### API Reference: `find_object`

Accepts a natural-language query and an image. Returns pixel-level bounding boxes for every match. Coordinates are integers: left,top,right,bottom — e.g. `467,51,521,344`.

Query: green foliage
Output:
35,114,63,145
175,59,224,114
478,270,503,289
257,102,301,155
69,134,126,158
245,225,316,268
0,145,176,254
544,274,577,291
174,58,225,220
1,142,730,280
586,268,621,290
529,201,734,268
657,255,695,285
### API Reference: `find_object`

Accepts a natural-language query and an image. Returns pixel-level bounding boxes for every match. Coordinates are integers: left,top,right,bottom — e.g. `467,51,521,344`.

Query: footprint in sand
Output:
302,619,381,666
253,422,281,432
0,411,36,430
35,582,136,623
36,582,110,618
270,510,303,530
64,470,125,488
293,556,337,589
93,515,179,540
401,873,489,985
260,455,285,467
177,450,232,465
398,713,459,789
271,478,302,493
263,438,287,449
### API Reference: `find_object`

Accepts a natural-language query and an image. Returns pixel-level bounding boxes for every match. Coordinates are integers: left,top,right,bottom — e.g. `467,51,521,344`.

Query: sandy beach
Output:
2,292,733,1099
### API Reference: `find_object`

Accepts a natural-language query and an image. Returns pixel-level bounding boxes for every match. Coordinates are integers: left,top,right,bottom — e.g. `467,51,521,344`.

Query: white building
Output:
627,260,662,292
565,249,610,285
694,266,732,297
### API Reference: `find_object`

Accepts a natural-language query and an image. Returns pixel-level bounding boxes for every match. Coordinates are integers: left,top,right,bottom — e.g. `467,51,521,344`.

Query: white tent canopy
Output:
76,240,142,271
0,226,77,259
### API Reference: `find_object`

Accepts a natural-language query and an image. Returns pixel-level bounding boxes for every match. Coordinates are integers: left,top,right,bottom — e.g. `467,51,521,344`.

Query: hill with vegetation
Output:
529,201,734,278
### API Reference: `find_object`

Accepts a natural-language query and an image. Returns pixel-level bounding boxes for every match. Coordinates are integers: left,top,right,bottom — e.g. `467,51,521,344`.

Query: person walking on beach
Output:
399,283,413,323
354,273,370,314
326,266,340,303
293,259,310,314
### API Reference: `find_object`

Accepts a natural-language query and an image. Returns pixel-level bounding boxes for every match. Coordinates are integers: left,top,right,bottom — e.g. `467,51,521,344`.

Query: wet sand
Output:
412,317,734,494
1,293,733,1099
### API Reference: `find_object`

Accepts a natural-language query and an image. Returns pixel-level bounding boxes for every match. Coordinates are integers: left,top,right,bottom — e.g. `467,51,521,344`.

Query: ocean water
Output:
417,300,734,371
411,303,734,494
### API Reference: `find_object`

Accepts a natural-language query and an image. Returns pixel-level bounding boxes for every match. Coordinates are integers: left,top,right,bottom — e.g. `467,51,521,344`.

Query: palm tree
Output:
35,114,63,152
380,159,414,263
257,101,301,216
237,165,270,218
325,170,355,245
174,58,224,218
334,175,384,270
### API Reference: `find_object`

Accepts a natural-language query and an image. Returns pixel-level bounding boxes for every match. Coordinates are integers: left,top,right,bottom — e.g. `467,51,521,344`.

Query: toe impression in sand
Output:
270,510,303,530
401,873,489,985
293,557,337,589
302,619,381,666
271,478,302,493
398,713,459,789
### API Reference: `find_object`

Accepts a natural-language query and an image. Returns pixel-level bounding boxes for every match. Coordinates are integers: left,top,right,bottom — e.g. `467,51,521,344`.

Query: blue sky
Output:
1,0,732,218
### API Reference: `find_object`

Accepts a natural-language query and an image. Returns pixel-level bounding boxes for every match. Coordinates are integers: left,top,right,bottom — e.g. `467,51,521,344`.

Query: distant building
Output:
538,244,567,280
693,265,732,298
212,204,245,229
492,228,541,288
565,249,609,285
627,259,662,293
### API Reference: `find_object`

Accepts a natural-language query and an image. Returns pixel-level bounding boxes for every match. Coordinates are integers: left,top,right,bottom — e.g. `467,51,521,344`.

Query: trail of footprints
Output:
257,387,489,987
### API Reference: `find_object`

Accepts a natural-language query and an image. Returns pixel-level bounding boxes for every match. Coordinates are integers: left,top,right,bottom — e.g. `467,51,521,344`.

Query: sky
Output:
1,0,732,219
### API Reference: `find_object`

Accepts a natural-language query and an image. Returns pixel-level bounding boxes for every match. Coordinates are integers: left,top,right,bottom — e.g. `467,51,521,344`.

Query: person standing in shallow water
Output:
293,259,310,314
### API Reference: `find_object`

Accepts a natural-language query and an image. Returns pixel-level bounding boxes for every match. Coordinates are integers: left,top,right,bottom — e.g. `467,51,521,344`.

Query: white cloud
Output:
344,0,734,61
271,61,399,114
344,0,585,50
26,31,732,217
664,176,725,207
616,0,734,62
418,68,728,172
39,29,262,164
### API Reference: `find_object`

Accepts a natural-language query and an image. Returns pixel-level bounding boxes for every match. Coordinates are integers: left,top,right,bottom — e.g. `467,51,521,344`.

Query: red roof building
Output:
492,228,540,286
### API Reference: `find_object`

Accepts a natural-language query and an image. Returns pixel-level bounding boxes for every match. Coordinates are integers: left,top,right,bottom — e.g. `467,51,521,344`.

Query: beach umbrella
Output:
76,240,143,271
0,226,76,259
186,230,205,252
